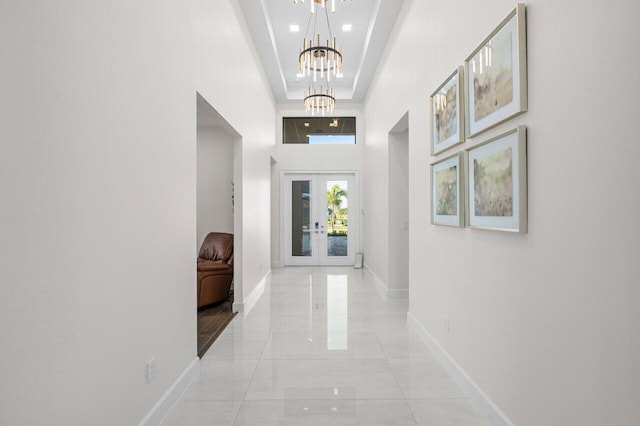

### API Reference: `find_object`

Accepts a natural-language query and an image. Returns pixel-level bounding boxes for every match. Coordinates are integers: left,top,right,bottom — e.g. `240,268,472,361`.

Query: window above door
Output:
283,117,356,144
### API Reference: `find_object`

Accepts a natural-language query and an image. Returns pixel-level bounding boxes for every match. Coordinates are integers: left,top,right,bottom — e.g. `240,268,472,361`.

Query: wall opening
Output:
388,112,410,291
195,93,242,357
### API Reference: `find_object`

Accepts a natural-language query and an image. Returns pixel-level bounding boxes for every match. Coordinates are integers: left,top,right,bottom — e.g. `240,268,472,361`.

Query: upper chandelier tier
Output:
299,35,342,82
293,0,349,14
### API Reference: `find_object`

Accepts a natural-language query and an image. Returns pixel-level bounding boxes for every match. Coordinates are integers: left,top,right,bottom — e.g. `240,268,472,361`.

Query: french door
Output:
283,173,358,266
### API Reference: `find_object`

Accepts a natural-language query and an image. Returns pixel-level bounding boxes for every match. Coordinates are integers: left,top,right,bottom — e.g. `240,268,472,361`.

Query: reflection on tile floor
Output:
160,267,489,425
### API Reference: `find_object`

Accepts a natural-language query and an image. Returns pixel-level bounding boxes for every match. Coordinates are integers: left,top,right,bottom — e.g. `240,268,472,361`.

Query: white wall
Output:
0,2,196,424
364,0,640,425
194,0,275,305
197,126,234,248
388,128,409,290
0,0,275,424
271,105,364,266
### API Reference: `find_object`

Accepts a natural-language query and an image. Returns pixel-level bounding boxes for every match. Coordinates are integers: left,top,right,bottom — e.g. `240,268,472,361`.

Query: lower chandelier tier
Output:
304,86,335,115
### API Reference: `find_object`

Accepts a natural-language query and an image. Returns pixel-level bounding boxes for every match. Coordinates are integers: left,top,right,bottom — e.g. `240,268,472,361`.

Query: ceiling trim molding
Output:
259,0,290,99
350,0,382,98
237,0,406,104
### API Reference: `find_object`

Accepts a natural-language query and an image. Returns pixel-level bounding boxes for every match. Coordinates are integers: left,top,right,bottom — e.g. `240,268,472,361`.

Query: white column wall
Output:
0,0,275,424
194,0,275,304
0,2,196,424
363,0,640,424
388,129,409,291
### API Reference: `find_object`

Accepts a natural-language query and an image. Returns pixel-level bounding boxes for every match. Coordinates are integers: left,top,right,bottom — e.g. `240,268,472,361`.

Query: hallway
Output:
161,267,489,425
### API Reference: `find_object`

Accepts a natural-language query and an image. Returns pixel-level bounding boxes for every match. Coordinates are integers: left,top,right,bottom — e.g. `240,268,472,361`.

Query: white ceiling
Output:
237,0,405,104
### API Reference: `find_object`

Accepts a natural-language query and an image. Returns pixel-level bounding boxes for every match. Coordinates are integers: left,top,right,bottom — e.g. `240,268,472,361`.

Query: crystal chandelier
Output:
293,0,350,14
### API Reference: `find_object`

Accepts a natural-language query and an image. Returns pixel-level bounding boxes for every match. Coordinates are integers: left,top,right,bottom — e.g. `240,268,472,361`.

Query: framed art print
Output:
431,67,464,155
466,126,527,233
465,4,527,138
431,152,466,227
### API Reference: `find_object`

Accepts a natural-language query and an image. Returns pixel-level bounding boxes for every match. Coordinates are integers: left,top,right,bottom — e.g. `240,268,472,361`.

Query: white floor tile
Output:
376,332,436,359
180,359,258,401
159,400,241,426
160,267,489,425
245,359,405,400
262,332,385,359
409,399,490,426
202,333,269,360
389,359,467,399
369,313,412,336
223,314,273,334
234,399,417,426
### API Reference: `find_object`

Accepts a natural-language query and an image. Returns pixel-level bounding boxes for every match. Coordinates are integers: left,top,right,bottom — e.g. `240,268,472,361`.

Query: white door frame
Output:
282,171,359,266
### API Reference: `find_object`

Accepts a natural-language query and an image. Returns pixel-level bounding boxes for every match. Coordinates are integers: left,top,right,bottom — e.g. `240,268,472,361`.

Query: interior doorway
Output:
195,93,239,357
388,113,409,291
283,172,358,266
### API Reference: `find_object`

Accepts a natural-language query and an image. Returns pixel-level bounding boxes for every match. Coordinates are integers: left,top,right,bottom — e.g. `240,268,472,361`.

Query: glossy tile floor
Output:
161,267,489,426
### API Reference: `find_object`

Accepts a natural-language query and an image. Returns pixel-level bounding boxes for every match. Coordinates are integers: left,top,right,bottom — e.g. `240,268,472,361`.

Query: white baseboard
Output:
271,261,283,268
363,263,408,299
406,312,514,426
138,357,200,426
232,269,270,315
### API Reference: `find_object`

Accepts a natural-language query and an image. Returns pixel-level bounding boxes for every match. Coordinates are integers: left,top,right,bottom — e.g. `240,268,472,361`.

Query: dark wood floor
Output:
197,299,236,358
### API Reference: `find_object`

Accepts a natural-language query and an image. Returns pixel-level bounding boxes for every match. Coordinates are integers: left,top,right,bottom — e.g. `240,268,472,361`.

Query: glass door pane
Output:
325,179,348,257
291,180,312,257
284,173,356,266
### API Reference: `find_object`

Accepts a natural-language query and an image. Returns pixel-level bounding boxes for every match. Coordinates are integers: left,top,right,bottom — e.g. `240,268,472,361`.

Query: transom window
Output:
283,117,356,144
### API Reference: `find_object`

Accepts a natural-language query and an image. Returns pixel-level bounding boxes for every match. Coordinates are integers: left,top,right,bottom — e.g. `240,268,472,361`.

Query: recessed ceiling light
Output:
296,73,304,78
290,24,299,32
336,73,344,78
342,24,352,32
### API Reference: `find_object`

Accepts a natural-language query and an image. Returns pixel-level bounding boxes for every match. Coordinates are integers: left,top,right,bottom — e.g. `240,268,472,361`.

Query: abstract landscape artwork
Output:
436,165,458,216
473,146,513,217
465,4,527,137
467,126,527,233
436,87,458,142
431,152,465,227
471,33,513,122
431,68,464,155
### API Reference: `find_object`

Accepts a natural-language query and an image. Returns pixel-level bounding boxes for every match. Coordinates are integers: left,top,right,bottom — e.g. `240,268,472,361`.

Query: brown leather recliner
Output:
197,232,234,308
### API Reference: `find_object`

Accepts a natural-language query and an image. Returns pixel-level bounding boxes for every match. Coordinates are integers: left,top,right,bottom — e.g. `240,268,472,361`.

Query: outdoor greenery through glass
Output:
326,180,348,256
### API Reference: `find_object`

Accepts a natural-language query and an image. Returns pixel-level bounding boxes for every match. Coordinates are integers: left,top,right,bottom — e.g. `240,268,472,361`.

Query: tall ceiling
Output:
237,0,405,105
